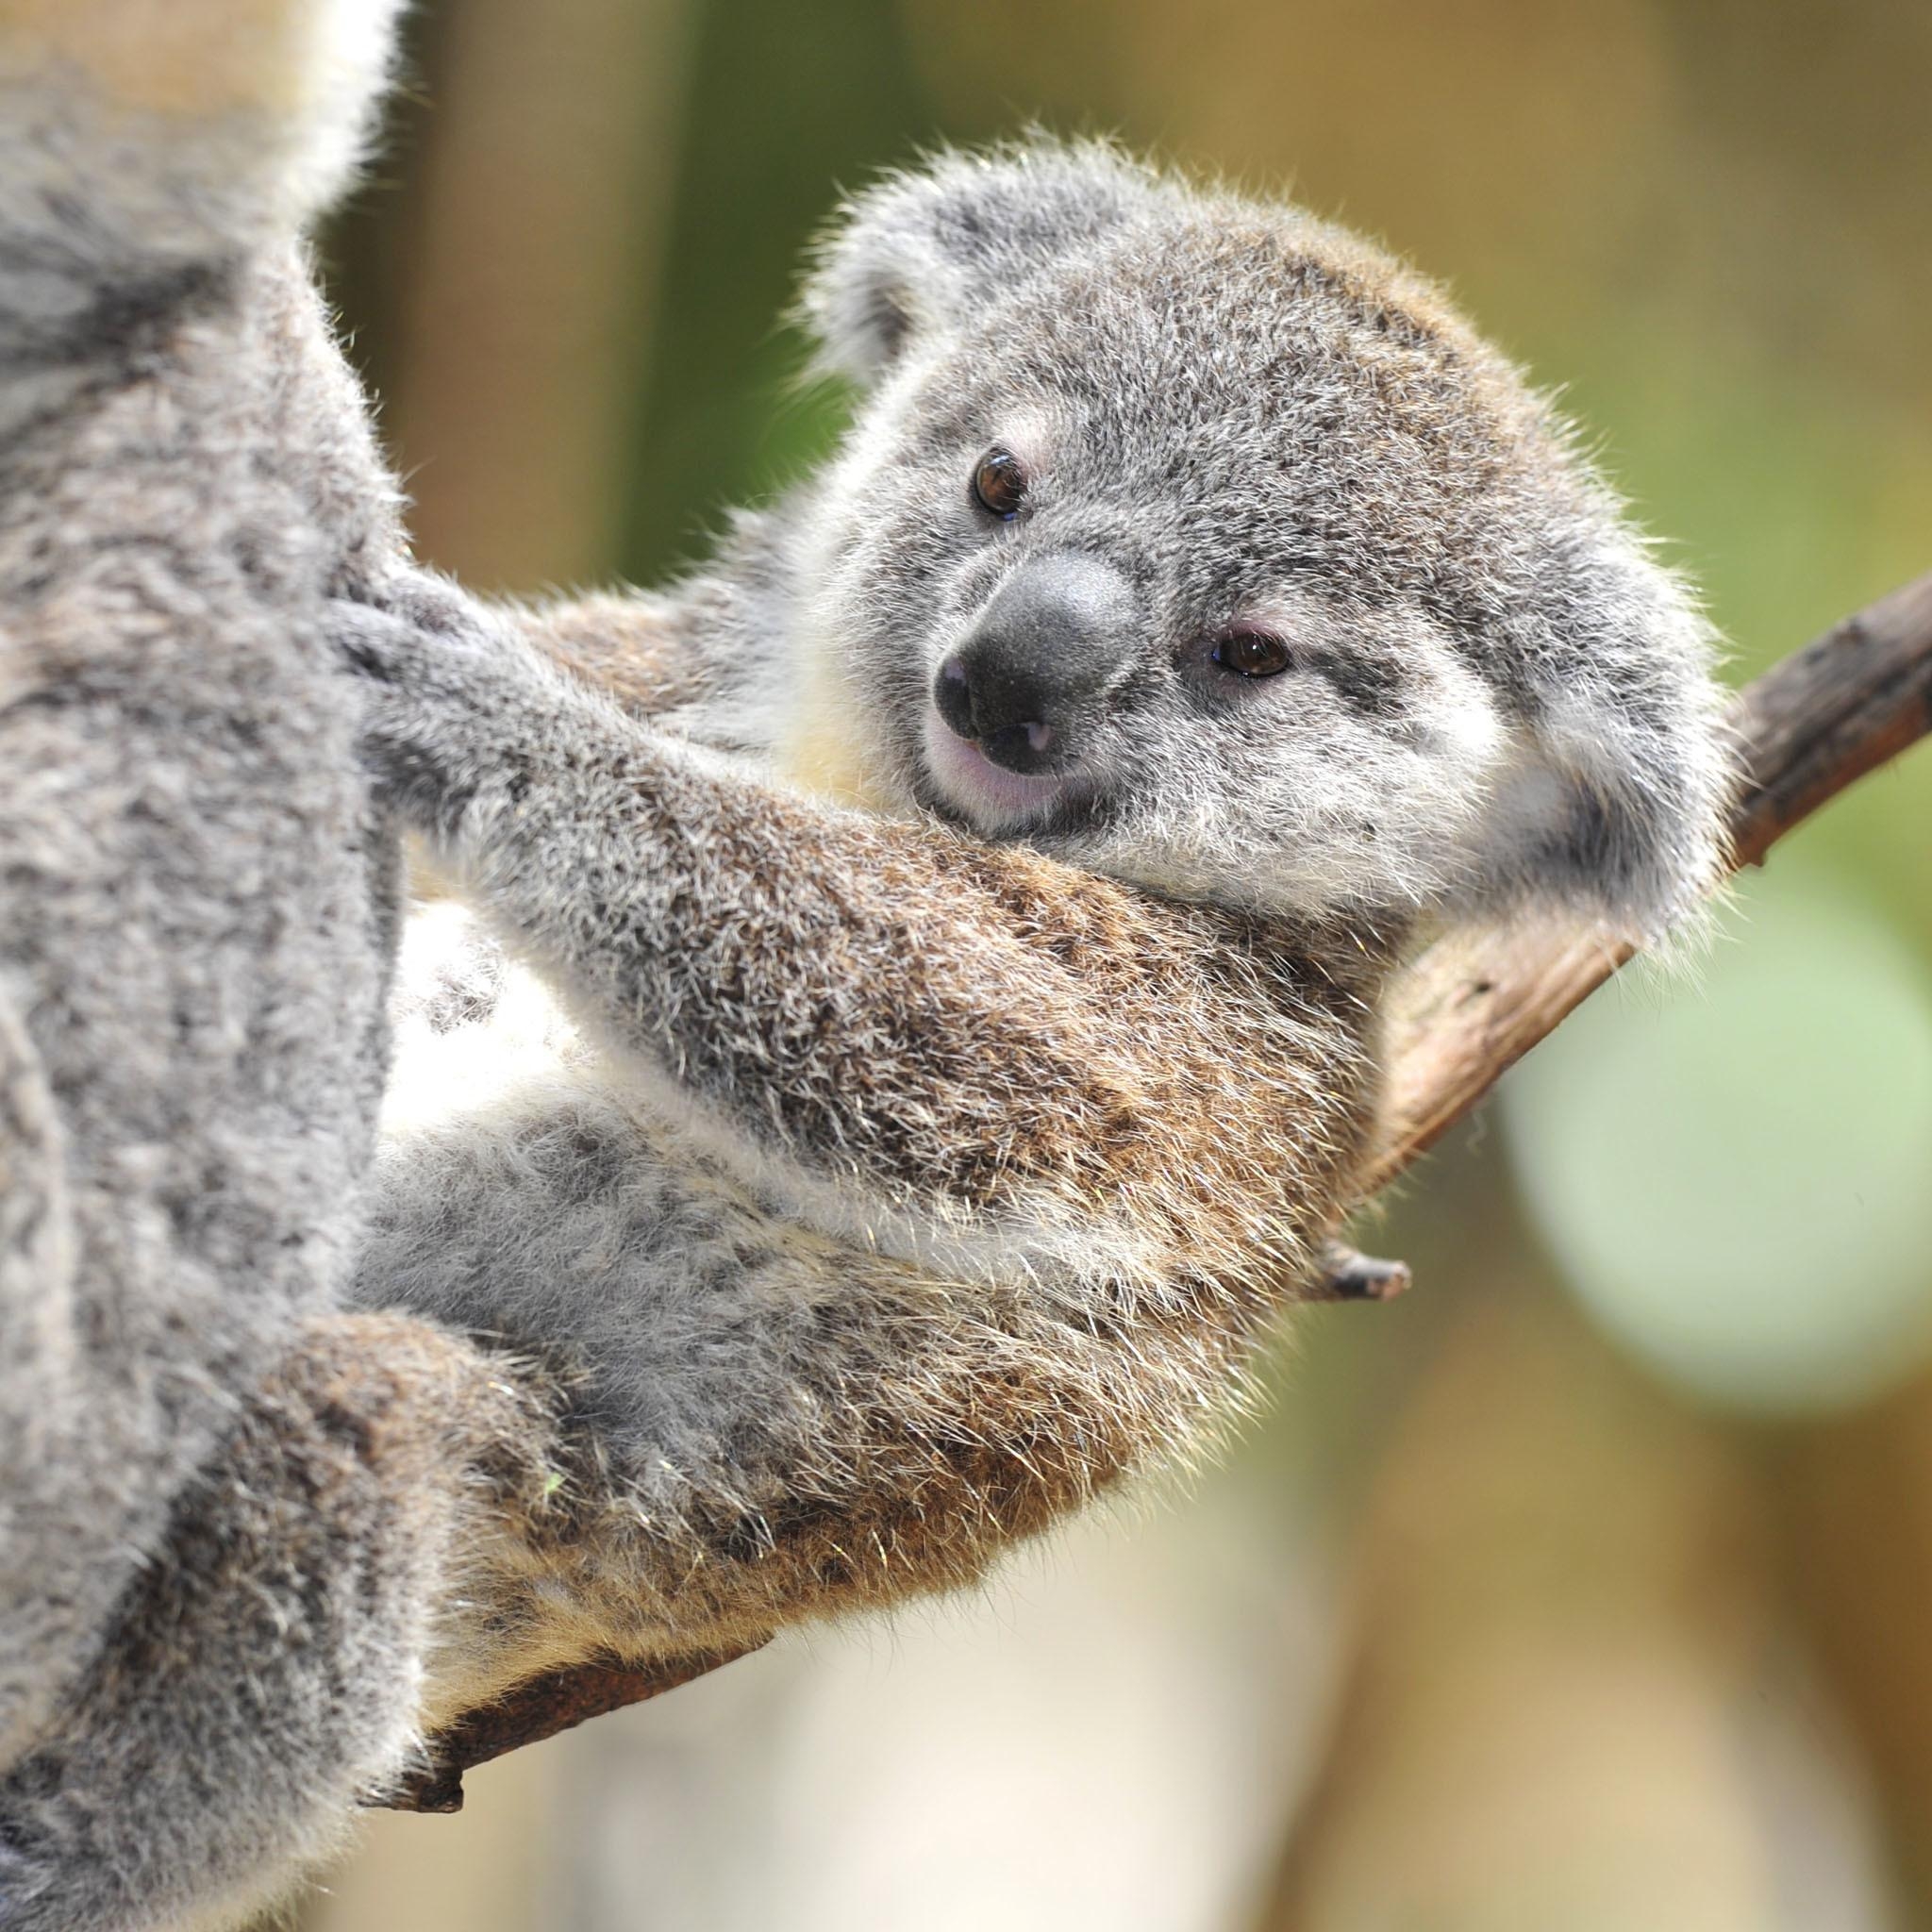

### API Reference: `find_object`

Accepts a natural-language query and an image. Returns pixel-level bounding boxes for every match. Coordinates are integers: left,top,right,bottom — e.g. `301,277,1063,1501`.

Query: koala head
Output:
793,142,1732,942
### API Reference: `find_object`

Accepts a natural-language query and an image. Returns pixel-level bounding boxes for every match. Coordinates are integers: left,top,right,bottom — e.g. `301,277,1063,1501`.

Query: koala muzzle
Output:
934,553,1137,774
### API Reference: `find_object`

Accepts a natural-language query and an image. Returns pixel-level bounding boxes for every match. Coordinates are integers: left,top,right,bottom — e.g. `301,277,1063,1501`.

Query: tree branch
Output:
384,567,1932,1813
378,1644,770,1814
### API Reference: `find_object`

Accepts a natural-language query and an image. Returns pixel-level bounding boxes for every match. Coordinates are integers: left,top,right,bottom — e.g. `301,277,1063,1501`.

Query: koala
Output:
0,5,543,1927
341,147,1733,1723
0,11,1732,1921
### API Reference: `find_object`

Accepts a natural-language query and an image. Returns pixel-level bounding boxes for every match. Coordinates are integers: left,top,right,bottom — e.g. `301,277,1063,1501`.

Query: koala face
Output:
797,144,1731,938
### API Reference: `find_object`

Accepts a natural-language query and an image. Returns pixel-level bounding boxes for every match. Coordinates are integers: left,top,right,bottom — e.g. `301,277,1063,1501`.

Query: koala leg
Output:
0,1312,552,1932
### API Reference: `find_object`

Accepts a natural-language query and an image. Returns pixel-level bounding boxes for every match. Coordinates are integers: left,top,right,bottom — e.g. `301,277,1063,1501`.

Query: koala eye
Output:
1210,629,1294,678
971,447,1028,521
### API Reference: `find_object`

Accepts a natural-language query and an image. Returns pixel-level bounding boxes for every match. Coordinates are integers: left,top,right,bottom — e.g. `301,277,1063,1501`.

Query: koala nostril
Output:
933,654,976,742
980,720,1056,774
935,654,1057,771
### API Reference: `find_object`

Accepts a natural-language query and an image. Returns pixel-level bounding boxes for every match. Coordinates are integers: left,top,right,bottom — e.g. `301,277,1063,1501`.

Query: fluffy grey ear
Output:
1482,547,1736,941
799,141,1154,385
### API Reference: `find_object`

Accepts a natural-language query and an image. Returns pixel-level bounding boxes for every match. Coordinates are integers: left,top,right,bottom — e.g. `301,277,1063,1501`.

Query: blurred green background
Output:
298,2,1932,1925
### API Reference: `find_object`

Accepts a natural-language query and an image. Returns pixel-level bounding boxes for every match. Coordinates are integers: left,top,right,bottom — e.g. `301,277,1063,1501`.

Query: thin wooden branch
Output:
379,1643,769,1813
387,567,1932,1813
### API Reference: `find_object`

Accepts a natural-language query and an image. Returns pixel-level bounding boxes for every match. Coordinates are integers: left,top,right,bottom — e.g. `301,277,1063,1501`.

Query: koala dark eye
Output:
1210,629,1293,679
971,447,1028,521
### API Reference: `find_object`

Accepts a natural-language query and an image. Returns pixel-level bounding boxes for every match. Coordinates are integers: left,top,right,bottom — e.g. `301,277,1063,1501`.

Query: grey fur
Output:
788,142,1732,934
341,142,1735,1737
0,28,1736,1928
0,6,537,1926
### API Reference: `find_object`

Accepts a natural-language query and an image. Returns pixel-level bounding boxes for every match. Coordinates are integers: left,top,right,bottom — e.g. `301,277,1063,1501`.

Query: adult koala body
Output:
348,148,1732,1712
0,4,536,1926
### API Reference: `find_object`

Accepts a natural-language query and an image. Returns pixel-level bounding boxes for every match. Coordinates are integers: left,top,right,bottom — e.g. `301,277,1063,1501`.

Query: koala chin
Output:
0,42,1736,1922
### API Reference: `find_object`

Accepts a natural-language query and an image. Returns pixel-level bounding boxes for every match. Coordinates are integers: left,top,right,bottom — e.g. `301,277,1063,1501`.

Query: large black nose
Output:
933,554,1138,774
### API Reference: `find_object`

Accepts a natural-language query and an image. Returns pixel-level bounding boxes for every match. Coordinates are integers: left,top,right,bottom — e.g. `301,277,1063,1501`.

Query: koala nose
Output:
934,554,1138,774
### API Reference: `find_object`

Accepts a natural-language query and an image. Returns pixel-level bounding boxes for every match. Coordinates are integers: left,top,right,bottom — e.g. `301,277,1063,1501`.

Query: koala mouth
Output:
920,708,1074,829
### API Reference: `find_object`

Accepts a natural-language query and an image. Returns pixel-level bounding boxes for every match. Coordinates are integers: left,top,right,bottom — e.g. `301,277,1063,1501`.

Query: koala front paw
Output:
333,601,477,839
332,588,541,849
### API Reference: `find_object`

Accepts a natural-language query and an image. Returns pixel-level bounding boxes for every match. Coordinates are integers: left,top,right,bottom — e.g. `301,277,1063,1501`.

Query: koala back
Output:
0,0,409,1765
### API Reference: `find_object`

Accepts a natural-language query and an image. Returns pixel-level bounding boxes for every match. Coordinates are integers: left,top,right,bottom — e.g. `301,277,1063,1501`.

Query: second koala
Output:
349,144,1733,1717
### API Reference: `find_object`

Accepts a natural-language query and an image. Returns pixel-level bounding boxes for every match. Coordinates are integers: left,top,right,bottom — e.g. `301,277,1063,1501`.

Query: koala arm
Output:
340,578,1378,1702
357,576,1375,1293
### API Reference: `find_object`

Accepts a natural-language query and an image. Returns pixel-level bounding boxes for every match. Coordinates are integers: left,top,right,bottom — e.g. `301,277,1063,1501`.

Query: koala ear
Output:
1484,558,1736,941
799,142,1153,386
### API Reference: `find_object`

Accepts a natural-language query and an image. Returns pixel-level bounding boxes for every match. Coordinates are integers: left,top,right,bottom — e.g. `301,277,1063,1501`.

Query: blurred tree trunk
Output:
381,0,694,592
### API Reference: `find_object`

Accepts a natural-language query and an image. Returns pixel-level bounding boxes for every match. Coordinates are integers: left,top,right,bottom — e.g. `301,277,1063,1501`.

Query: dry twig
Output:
386,568,1932,1812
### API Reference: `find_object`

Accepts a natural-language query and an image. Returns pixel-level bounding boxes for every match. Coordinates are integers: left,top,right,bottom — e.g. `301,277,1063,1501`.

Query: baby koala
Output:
349,142,1733,1717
